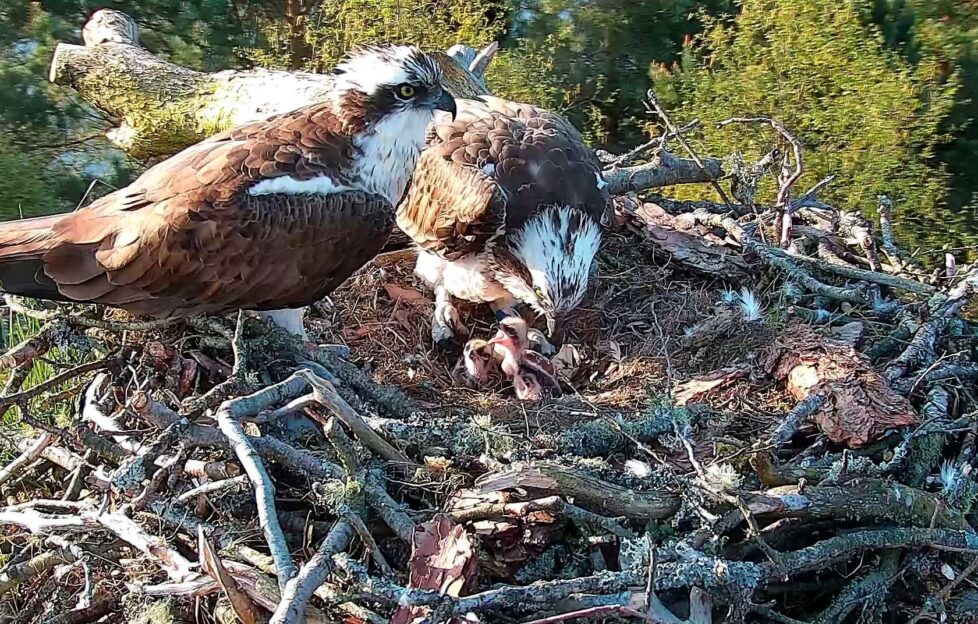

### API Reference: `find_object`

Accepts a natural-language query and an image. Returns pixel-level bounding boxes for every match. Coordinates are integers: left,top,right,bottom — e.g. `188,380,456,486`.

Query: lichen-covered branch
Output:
0,432,54,487
603,149,727,194
216,377,304,589
270,520,355,624
48,9,489,159
296,369,413,466
745,480,970,530
0,507,195,581
473,462,680,520
52,9,726,199
327,528,978,618
693,209,872,305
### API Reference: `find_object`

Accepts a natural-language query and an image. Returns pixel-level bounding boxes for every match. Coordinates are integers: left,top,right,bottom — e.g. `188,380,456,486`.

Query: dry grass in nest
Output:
306,231,796,447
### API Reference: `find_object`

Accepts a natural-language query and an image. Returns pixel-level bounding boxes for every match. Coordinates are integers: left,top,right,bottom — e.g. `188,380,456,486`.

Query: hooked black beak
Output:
432,89,457,120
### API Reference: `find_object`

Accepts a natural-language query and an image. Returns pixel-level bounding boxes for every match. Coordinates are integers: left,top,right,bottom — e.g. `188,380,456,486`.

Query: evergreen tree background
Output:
1,0,977,258
650,0,961,253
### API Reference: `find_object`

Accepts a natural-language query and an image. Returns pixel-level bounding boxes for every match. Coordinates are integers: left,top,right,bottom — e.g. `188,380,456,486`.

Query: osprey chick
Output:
397,96,610,348
454,316,561,400
0,45,456,339
489,316,560,395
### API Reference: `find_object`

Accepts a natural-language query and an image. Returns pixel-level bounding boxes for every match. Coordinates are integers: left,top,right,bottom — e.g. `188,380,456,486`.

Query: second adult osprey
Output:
0,45,456,338
396,96,610,346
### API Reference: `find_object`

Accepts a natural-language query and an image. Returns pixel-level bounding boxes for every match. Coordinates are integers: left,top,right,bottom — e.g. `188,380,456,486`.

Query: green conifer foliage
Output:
653,0,964,253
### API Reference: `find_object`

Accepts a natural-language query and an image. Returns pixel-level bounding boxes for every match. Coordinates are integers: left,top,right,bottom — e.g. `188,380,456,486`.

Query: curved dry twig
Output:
717,116,804,210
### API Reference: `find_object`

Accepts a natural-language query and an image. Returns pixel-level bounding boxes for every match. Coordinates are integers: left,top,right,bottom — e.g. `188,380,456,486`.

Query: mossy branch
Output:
48,9,489,160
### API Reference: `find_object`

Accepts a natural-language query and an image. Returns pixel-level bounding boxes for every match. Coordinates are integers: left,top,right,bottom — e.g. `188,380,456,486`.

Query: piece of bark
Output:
620,199,752,279
184,459,242,481
198,528,264,624
392,515,479,624
383,283,429,307
448,496,564,576
763,323,917,447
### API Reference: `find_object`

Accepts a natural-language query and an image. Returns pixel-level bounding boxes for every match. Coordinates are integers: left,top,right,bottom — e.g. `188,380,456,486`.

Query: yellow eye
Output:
534,287,545,299
397,84,416,99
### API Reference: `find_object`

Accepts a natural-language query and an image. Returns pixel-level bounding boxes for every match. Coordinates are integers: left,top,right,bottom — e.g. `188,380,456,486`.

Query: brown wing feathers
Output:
397,96,608,258
0,102,393,317
398,148,505,259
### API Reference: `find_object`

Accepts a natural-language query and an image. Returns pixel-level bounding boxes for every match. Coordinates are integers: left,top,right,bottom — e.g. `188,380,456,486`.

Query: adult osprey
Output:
0,45,456,339
396,96,610,347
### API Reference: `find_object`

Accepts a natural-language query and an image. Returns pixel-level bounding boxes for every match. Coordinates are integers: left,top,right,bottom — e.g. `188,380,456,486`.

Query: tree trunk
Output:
284,0,313,70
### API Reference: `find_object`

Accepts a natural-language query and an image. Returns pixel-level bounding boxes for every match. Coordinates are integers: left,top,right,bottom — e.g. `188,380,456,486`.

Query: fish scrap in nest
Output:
763,322,917,447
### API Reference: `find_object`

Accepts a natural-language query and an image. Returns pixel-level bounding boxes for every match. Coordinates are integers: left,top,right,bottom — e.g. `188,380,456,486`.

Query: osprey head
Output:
331,44,456,124
490,205,601,335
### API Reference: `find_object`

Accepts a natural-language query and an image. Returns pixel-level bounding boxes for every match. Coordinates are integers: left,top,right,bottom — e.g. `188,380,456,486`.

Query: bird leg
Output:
527,328,557,357
488,301,557,357
255,308,350,357
432,285,464,348
414,251,465,349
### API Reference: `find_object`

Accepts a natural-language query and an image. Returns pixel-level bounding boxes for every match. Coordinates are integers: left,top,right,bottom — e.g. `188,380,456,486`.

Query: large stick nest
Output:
1,89,977,624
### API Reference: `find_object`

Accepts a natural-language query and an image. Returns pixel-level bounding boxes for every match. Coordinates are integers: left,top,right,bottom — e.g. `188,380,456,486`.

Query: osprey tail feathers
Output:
0,214,71,301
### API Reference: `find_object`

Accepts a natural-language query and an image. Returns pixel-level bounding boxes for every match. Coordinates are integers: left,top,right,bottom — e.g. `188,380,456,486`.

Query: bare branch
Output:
270,520,355,624
0,433,54,487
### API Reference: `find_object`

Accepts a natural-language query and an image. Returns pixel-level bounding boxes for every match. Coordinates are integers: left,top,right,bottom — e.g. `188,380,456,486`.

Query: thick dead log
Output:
51,9,726,196
745,480,970,530
469,462,680,521
50,9,490,159
603,149,726,194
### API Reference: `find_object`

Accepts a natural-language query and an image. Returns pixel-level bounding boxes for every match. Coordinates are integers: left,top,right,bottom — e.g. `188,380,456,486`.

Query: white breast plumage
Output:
352,108,433,204
416,250,510,304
